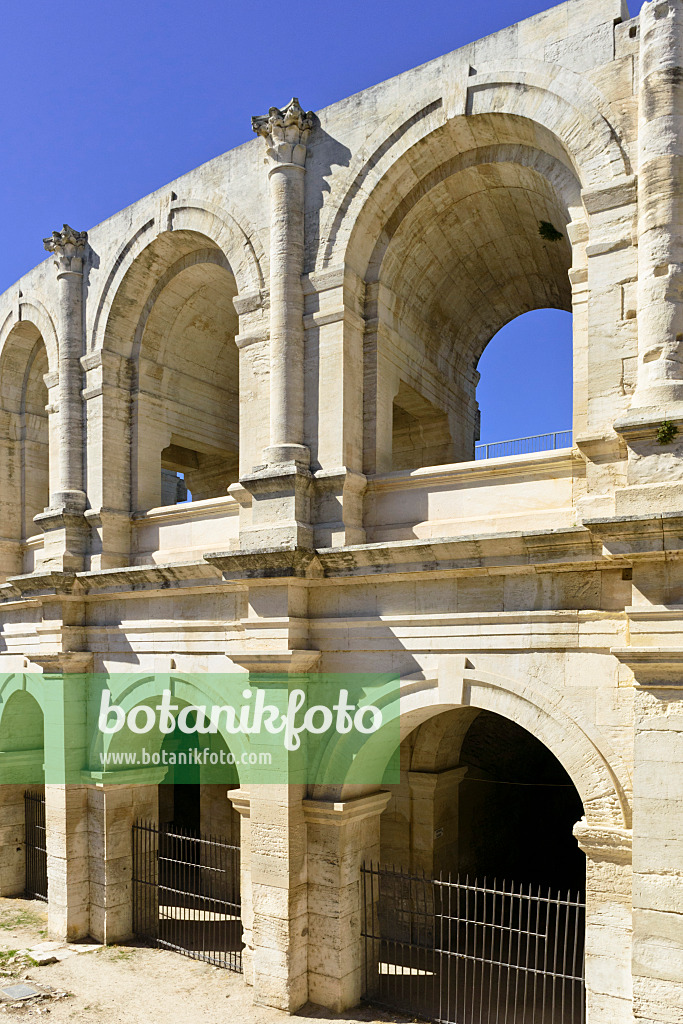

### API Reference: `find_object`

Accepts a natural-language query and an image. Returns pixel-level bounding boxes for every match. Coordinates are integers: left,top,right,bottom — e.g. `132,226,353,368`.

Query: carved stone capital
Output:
43,224,88,273
252,97,314,168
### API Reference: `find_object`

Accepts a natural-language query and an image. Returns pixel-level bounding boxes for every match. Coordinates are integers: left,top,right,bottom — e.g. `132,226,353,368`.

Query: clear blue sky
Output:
0,0,575,442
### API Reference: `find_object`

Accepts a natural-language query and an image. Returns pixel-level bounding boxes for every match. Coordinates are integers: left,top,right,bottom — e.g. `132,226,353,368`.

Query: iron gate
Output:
24,790,47,902
132,821,242,972
361,863,585,1024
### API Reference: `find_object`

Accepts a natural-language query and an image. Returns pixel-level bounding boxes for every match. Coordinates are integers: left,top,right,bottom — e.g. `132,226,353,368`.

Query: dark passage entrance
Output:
132,820,242,972
367,708,586,1023
362,864,585,1024
457,711,585,893
24,790,47,902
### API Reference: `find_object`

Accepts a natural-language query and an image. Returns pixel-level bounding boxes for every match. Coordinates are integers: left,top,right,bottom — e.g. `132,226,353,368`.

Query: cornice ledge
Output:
204,546,322,580
74,561,222,593
229,650,321,675
611,645,683,688
6,571,77,597
584,512,683,559
316,527,604,577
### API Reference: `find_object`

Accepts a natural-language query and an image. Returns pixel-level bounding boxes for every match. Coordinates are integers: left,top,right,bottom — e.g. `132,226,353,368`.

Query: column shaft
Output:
268,164,306,458
634,0,683,408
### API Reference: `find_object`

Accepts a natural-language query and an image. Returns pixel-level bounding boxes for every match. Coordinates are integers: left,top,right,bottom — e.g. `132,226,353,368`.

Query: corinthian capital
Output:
252,97,314,168
43,224,88,271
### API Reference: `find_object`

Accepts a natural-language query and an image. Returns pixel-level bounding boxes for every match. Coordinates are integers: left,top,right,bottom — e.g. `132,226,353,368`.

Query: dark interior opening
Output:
458,710,585,892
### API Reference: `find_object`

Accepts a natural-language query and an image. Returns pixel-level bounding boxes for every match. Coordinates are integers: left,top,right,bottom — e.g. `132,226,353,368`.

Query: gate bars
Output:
24,790,47,902
132,821,242,972
361,863,585,1024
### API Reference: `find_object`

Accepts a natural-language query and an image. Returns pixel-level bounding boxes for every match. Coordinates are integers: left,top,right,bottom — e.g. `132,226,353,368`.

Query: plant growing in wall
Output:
656,420,679,445
538,221,564,242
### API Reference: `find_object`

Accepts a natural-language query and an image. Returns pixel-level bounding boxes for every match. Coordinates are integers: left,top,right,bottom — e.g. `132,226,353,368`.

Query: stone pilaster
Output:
84,774,160,944
36,225,89,571
303,792,390,1013
241,100,315,549
227,789,254,983
408,767,468,875
574,819,633,1024
613,626,683,1024
229,649,319,1012
31,653,91,941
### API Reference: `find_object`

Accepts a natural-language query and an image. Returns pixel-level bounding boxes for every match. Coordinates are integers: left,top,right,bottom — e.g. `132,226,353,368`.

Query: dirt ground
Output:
0,898,414,1024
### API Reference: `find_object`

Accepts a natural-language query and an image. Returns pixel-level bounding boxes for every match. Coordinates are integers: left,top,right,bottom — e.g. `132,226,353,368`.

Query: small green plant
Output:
539,220,564,242
657,420,679,445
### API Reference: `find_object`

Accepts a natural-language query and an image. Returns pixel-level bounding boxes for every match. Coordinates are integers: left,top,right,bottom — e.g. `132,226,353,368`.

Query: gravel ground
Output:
0,898,415,1024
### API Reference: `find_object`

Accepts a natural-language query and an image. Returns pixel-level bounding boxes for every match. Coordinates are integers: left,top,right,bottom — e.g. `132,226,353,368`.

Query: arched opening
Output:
22,340,50,534
366,706,586,1024
380,706,584,890
0,689,46,901
377,159,573,472
0,323,51,576
475,309,573,459
348,117,583,476
132,253,239,511
156,715,240,841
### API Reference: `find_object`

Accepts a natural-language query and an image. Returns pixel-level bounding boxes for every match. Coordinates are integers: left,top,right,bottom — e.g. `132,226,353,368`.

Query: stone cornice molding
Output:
43,224,88,273
252,97,314,169
611,645,683,689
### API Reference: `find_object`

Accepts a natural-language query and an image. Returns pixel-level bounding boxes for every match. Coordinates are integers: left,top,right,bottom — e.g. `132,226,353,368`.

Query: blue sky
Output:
0,0,575,443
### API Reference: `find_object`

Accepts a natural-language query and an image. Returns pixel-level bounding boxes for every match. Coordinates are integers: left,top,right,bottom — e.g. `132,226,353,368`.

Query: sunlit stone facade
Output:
0,2,681,1021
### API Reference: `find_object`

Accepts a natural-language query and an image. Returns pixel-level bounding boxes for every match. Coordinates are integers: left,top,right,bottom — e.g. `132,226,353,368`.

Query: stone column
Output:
252,98,312,469
615,1,683,454
43,225,88,509
574,819,633,1024
240,100,315,549
37,225,89,571
304,792,390,1013
0,785,31,897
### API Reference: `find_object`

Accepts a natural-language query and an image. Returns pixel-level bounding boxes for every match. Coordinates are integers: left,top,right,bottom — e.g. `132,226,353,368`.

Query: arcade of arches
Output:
0,3,682,1024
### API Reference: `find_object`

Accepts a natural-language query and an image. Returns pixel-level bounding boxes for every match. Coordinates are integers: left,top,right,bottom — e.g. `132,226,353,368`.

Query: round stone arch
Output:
90,198,266,358
321,666,631,831
89,201,266,516
320,59,631,274
92,672,251,782
0,306,58,567
0,672,47,733
317,69,630,473
0,300,59,382
0,674,46,785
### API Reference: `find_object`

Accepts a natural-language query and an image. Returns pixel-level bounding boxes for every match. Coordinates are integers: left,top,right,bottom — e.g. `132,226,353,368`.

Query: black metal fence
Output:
361,863,585,1024
24,790,47,902
132,821,242,972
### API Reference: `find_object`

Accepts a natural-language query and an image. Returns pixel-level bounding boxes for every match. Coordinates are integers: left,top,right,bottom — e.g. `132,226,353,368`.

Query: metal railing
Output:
475,431,572,461
133,821,242,972
24,790,47,902
361,862,585,1024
